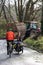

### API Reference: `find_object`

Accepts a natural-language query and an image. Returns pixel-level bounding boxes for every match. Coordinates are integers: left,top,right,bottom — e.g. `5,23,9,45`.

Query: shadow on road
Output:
0,52,22,63
0,54,9,63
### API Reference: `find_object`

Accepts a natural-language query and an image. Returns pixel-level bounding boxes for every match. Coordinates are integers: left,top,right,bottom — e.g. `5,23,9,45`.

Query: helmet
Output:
9,29,12,31
7,28,13,31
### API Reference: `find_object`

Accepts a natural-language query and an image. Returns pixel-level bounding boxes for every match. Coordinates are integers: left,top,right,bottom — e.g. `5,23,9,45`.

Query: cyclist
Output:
6,29,15,55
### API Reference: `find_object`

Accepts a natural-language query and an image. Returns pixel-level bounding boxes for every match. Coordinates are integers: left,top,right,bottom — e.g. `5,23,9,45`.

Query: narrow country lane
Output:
0,40,43,65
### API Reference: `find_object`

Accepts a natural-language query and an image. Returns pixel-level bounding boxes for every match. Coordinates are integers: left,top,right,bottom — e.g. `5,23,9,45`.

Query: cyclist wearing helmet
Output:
6,29,15,55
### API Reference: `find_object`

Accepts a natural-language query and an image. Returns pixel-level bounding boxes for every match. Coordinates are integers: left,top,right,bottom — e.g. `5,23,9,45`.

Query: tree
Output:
0,0,15,23
0,0,9,22
41,0,43,34
14,0,41,22
14,0,23,22
0,0,41,23
0,0,17,30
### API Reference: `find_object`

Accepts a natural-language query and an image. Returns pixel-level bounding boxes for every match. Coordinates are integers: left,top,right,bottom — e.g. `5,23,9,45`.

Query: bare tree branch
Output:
33,0,38,4
24,0,32,21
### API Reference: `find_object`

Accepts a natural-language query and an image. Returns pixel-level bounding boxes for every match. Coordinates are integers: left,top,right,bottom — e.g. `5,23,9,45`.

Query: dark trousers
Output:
7,40,14,53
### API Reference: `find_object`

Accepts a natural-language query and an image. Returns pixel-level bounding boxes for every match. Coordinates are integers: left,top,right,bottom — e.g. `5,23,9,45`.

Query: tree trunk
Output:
41,0,43,35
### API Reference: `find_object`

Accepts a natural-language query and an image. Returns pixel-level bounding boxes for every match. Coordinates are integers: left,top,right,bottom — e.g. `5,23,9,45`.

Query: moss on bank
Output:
24,37,43,53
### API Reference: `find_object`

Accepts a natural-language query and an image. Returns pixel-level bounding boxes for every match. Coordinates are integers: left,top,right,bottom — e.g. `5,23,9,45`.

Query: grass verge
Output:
24,36,43,53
